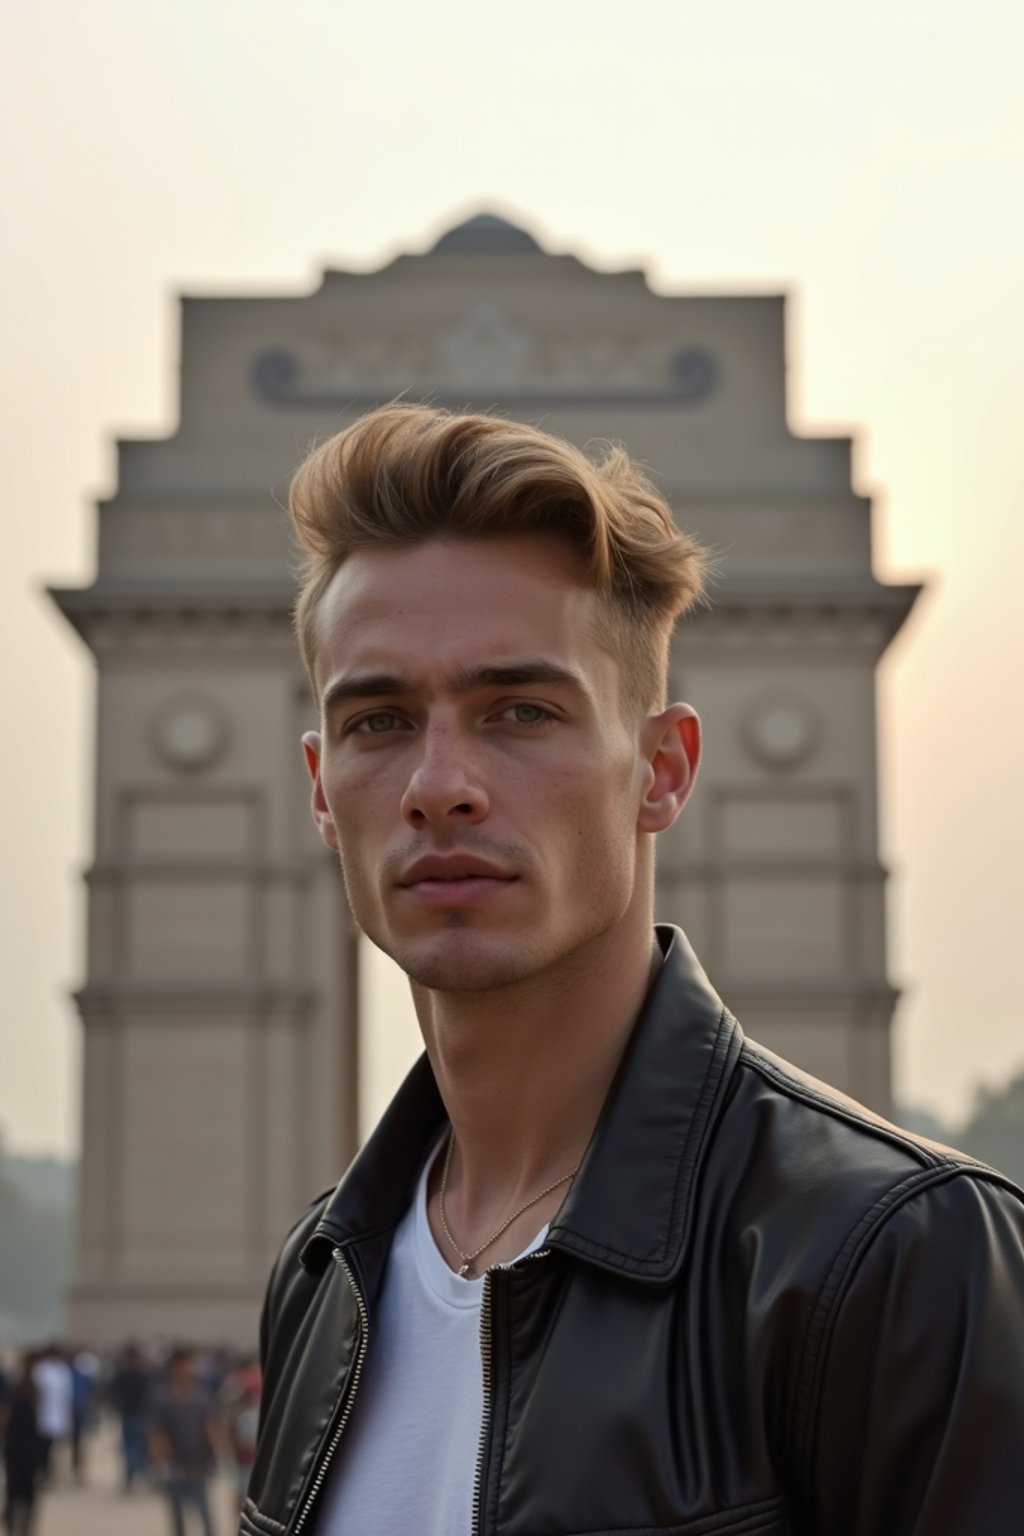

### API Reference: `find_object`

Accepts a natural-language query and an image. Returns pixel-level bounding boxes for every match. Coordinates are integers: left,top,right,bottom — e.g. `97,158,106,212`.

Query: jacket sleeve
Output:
806,1169,1024,1534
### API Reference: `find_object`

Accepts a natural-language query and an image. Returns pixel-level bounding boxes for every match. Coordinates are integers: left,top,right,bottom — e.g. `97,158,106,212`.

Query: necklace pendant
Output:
458,1262,473,1279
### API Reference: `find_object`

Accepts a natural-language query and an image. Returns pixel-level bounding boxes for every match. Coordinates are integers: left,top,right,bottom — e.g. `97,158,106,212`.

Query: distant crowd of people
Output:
0,1340,261,1535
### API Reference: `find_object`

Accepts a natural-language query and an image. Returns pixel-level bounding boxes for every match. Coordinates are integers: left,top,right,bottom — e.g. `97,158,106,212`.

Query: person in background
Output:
109,1341,153,1493
197,1347,231,1403
29,1345,71,1485
0,1357,9,1459
219,1359,261,1519
150,1347,218,1536
68,1347,99,1482
1,1354,43,1535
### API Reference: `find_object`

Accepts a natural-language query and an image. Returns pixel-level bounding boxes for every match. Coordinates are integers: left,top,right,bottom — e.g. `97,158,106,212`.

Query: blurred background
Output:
1,6,1022,1517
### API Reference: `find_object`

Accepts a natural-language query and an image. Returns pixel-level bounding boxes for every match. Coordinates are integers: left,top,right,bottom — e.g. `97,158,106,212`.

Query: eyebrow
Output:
321,661,586,714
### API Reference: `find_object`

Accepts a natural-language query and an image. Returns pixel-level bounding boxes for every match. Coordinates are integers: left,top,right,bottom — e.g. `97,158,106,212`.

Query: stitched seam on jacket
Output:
670,1007,738,1262
740,1048,946,1171
241,1498,288,1535
558,1006,734,1272
790,1164,970,1510
740,1047,1023,1201
515,1491,786,1535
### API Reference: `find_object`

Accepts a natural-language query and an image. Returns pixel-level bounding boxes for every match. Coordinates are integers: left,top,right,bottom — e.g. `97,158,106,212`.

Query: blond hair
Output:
289,403,706,713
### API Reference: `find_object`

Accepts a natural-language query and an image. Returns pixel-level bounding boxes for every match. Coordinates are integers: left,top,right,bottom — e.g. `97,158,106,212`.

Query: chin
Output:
386,929,542,994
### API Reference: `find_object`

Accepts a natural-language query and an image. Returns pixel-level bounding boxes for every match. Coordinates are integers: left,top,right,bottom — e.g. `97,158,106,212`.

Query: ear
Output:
302,730,340,852
636,703,701,834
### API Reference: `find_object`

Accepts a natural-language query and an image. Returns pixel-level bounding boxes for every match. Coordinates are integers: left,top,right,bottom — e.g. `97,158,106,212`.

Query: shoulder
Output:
743,1052,1024,1528
738,1032,1018,1183
714,1032,1023,1261
720,1032,1024,1282
714,1038,1024,1471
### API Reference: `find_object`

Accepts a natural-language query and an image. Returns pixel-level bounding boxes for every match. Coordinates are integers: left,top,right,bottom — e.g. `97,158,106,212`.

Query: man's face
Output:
304,535,678,992
171,1355,196,1391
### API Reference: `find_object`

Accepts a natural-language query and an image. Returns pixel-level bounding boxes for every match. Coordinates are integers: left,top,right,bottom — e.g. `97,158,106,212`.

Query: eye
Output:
353,710,406,735
501,702,552,726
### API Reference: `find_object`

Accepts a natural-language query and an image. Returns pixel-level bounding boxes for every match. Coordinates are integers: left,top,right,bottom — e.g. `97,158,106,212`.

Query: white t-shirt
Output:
32,1355,74,1438
318,1143,547,1535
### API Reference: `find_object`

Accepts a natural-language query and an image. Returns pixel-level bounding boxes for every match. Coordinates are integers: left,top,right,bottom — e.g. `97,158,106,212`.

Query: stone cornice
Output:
69,1278,264,1301
50,574,921,662
712,576,921,607
85,857,316,885
74,981,317,1020
721,977,900,1009
677,578,921,655
659,858,889,882
48,581,297,657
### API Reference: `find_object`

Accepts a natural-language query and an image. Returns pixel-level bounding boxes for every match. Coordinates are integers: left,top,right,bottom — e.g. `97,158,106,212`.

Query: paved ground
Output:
34,1421,239,1536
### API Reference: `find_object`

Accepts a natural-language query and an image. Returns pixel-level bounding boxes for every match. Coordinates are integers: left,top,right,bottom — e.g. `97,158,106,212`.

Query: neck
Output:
413,906,661,1226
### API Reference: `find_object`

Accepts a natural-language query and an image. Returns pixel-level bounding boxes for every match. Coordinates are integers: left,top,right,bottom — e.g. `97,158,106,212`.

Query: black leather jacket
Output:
245,928,1024,1535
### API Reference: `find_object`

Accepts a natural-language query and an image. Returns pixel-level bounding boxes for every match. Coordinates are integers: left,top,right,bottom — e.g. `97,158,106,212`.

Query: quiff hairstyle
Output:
289,403,707,714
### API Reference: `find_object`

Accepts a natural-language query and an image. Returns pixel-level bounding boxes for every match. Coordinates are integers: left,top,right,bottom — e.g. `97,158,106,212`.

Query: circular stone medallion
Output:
742,695,819,770
152,697,227,772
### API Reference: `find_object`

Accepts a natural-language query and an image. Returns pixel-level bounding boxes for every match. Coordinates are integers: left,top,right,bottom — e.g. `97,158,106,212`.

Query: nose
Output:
400,725,489,829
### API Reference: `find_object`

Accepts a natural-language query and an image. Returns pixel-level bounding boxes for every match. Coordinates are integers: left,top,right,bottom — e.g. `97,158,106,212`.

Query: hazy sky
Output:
2,0,1021,1155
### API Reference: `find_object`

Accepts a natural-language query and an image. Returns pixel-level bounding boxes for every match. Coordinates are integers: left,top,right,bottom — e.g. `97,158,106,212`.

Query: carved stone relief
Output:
741,694,821,771
151,696,228,772
250,303,719,407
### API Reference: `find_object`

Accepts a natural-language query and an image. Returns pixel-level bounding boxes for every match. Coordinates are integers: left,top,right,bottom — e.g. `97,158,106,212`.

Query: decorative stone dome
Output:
431,212,544,255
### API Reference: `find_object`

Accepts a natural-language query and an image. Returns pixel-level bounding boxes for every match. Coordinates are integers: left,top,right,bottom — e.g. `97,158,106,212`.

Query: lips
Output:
398,855,515,887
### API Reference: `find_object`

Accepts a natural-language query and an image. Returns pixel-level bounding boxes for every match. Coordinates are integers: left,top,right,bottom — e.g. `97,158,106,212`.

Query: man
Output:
30,1344,71,1486
220,1359,262,1520
1,1353,43,1536
68,1347,99,1483
151,1349,219,1536
110,1341,154,1493
244,404,1024,1535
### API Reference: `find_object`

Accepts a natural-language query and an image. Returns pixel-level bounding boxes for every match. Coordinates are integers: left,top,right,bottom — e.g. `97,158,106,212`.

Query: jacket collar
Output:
301,925,743,1285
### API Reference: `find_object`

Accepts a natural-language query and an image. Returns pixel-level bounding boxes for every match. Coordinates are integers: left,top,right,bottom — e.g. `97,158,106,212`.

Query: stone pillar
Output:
52,571,359,1348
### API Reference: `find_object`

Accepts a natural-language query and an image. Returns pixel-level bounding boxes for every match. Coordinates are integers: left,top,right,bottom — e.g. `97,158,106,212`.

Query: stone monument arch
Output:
51,212,919,1345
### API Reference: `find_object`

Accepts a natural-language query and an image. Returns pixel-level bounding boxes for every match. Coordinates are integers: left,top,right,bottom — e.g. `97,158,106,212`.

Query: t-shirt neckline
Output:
412,1135,550,1312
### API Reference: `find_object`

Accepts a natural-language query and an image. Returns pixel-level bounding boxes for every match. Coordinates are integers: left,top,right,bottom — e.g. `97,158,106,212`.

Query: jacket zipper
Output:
291,1247,369,1535
471,1247,550,1536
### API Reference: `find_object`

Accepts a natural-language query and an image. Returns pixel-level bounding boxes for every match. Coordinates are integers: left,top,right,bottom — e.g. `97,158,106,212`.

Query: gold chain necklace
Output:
438,1129,578,1279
